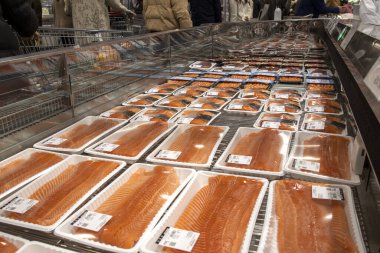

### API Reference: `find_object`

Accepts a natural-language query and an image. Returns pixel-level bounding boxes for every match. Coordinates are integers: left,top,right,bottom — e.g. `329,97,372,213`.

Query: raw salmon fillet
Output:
157,126,224,164
102,106,142,120
305,114,346,134
44,118,120,149
7,160,120,226
274,179,359,253
97,122,170,157
0,237,18,253
0,152,64,195
300,135,351,180
225,129,286,171
164,175,263,253
259,113,298,131
75,166,180,249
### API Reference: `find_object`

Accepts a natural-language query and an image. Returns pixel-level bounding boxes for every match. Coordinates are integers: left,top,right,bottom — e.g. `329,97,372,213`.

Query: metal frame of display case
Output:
0,19,379,253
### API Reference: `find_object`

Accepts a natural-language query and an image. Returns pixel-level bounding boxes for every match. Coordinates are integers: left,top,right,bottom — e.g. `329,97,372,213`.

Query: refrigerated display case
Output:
0,19,379,253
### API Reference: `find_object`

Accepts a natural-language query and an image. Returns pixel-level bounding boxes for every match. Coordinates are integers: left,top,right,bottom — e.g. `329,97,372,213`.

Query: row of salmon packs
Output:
0,160,366,253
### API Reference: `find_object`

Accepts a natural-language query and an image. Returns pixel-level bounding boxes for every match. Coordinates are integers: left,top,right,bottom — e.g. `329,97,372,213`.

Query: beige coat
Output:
53,0,73,28
66,0,129,30
143,0,192,32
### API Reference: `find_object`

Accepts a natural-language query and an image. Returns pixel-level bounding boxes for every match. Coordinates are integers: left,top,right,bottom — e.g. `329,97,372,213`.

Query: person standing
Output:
53,0,74,46
0,0,39,58
189,0,222,26
143,0,192,32
296,0,352,17
30,0,42,26
229,0,253,21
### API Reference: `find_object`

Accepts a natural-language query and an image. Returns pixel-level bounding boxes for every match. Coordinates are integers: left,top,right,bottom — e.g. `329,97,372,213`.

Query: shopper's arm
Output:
106,0,135,15
171,0,193,28
1,0,38,37
214,0,222,23
313,0,340,14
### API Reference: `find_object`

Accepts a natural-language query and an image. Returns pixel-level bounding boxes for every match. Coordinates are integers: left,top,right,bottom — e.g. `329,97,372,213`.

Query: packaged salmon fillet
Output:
301,113,347,135
305,98,343,115
0,232,28,253
265,99,302,114
240,88,270,100
188,97,230,110
132,107,180,122
145,83,183,94
305,90,337,100
141,171,268,253
270,88,305,102
170,109,220,125
254,112,300,132
55,164,195,252
244,79,273,89
204,87,239,98
156,95,197,108
285,132,359,185
99,106,143,120
257,179,365,253
122,94,167,107
174,86,208,97
225,99,263,114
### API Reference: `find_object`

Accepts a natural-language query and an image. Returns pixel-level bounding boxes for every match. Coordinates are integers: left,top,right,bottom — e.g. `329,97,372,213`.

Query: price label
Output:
275,93,289,99
44,137,66,145
100,112,112,118
243,92,255,97
72,210,112,232
269,105,285,112
0,197,38,214
129,98,140,103
261,121,281,129
307,121,325,130
312,186,344,201
293,159,320,172
178,89,187,94
94,143,119,152
308,106,325,112
206,91,219,96
177,118,194,124
227,155,252,165
156,150,182,160
191,103,204,108
135,116,152,122
157,227,200,252
308,93,321,99
228,104,244,110
148,88,159,93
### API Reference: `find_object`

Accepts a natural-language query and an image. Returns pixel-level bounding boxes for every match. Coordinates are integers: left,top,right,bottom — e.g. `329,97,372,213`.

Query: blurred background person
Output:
0,0,39,58
53,0,74,46
296,0,352,17
189,0,222,26
143,0,192,32
30,0,42,26
229,0,253,21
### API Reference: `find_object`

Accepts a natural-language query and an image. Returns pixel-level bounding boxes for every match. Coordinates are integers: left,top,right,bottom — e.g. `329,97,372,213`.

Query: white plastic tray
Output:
284,132,360,185
264,99,302,115
257,180,366,253
300,113,347,136
304,98,343,115
85,122,177,163
254,112,300,132
215,127,291,178
269,87,306,102
55,163,196,253
0,231,29,251
130,107,181,123
188,97,231,111
140,171,269,253
146,125,229,169
99,106,144,121
0,149,68,201
17,242,76,253
34,116,125,154
122,94,167,107
169,109,221,126
224,99,264,115
0,155,125,232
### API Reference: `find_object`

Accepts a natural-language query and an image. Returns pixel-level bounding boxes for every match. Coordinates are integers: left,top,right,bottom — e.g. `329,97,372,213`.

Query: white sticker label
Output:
228,104,244,110
275,93,289,99
73,210,112,232
148,88,159,93
157,227,200,252
269,105,285,112
178,89,187,94
261,121,281,129
136,116,152,122
129,98,139,103
191,103,204,108
44,137,66,145
312,186,344,201
307,121,325,130
100,112,112,118
227,155,252,165
177,118,194,124
156,150,182,160
243,92,255,96
206,91,219,96
309,106,325,112
308,93,321,99
1,197,38,214
294,159,320,172
94,143,119,152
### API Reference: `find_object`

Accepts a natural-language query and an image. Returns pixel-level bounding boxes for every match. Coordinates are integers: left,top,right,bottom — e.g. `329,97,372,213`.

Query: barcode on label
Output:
293,159,320,172
207,91,219,96
307,121,325,130
269,105,285,112
72,210,112,232
100,112,112,118
44,137,66,145
0,197,38,214
148,88,159,93
157,227,200,252
228,104,244,110
261,121,281,129
312,186,345,201
94,143,119,152
227,155,252,165
156,150,182,160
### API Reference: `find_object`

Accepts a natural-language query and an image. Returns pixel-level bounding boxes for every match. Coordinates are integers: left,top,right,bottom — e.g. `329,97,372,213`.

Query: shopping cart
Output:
18,27,134,54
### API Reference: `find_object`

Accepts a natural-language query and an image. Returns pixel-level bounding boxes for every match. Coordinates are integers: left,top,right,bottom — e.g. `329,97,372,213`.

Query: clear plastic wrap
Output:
270,88,305,102
257,179,366,253
305,99,343,115
265,99,302,114
225,99,263,114
305,90,337,100
301,113,347,135
188,97,230,110
203,87,239,98
169,109,220,125
132,107,181,122
99,106,144,120
155,95,197,108
173,86,208,97
145,83,183,95
122,94,167,107
239,88,270,100
254,112,300,132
